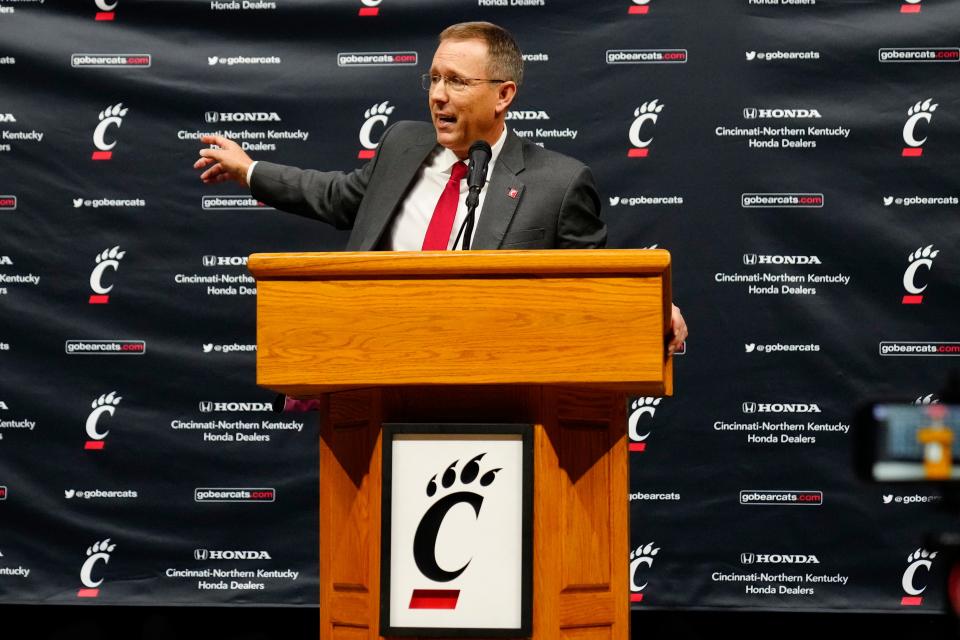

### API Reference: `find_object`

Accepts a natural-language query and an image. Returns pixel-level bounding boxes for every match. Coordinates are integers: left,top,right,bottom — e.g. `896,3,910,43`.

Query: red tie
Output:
421,161,468,250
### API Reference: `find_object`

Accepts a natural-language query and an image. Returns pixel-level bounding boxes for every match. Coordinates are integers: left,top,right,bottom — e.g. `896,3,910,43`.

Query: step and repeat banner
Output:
1,0,959,614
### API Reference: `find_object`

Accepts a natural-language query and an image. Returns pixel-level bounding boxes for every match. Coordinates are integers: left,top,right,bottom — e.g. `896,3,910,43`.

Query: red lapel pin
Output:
507,187,519,199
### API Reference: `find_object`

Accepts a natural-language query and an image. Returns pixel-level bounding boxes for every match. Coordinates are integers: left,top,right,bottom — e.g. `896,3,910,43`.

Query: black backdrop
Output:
1,0,959,615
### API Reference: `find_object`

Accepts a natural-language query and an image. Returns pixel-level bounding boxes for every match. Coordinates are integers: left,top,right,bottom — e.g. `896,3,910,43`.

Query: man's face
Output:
428,38,510,158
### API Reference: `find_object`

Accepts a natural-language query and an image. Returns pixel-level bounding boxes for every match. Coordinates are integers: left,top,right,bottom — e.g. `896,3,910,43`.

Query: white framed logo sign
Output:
379,424,533,637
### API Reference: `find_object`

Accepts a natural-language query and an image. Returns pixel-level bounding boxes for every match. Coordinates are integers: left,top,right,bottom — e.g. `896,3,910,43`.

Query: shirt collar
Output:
436,125,509,174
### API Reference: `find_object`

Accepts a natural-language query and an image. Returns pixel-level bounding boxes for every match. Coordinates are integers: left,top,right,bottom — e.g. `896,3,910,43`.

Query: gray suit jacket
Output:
249,120,606,250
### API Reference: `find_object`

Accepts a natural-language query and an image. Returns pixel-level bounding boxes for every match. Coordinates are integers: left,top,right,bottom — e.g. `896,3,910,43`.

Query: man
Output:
194,21,687,352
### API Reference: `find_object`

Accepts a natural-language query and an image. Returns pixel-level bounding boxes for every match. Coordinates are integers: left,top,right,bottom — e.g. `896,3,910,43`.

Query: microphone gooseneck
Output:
454,140,493,250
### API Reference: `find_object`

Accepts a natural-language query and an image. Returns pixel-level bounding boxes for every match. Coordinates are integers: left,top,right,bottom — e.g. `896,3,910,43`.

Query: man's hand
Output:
668,303,687,357
194,134,254,186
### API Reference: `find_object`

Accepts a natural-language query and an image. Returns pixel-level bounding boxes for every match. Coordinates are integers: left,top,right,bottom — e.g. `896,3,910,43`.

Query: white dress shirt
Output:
246,125,508,251
387,126,507,250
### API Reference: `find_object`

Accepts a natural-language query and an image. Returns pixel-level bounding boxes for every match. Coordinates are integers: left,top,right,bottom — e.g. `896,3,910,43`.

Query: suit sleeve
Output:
248,123,393,230
556,165,607,249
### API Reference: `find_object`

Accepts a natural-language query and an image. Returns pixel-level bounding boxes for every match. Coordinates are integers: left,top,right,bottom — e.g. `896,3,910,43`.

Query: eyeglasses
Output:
420,73,506,93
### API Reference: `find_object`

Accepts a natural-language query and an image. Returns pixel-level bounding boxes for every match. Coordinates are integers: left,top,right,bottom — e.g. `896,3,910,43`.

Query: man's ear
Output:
495,81,518,117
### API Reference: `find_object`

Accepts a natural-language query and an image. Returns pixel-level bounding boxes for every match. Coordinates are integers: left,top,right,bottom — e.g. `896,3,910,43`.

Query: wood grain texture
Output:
320,389,383,639
313,386,630,640
253,249,671,396
249,249,670,278
536,388,629,640
258,277,663,390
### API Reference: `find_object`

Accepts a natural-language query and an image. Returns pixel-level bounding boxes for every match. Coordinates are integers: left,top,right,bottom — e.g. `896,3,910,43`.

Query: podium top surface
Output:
248,249,670,278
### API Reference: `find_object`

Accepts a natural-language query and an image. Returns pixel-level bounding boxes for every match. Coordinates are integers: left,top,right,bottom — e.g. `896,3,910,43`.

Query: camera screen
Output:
873,403,960,481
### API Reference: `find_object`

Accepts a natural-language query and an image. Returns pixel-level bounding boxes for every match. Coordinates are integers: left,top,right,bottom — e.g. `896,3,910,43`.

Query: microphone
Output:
465,140,492,210
454,140,492,251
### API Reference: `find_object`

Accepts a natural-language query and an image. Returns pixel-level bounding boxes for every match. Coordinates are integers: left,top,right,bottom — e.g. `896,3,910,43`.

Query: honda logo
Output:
199,402,213,413
204,112,219,124
743,108,758,119
742,402,757,413
741,553,755,564
743,254,758,265
202,255,216,267
194,548,209,560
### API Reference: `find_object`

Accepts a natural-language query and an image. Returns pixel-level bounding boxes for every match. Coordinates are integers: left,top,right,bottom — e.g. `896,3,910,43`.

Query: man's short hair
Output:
439,21,524,87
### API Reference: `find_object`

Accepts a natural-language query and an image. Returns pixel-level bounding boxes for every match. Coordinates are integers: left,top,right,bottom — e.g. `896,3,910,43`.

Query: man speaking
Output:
194,21,687,352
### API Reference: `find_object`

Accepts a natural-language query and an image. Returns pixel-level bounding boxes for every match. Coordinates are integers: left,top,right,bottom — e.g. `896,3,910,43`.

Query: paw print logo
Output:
629,542,659,598
92,103,128,159
902,244,938,304
628,100,664,156
78,538,117,597
902,98,937,155
915,394,939,405
358,100,395,157
901,548,937,604
413,454,501,582
89,246,126,303
628,397,661,451
85,391,121,448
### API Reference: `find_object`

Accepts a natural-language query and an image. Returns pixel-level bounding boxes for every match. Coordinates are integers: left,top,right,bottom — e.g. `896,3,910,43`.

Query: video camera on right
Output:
855,401,960,483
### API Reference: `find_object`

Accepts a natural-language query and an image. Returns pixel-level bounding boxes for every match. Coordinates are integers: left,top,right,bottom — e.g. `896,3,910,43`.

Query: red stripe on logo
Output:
901,295,923,304
627,148,649,158
630,593,644,602
900,4,921,12
902,147,923,157
629,443,647,452
409,589,460,609
628,5,650,14
358,7,379,15
901,596,923,606
77,588,100,598
85,441,105,450
358,149,376,159
95,11,115,20
91,151,113,160
89,295,110,304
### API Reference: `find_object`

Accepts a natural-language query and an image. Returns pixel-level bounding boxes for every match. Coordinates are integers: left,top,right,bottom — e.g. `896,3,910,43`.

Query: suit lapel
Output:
471,130,526,250
358,136,438,251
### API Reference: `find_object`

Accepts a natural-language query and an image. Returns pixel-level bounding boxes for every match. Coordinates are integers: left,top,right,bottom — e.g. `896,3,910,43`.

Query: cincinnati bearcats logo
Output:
92,103,128,160
902,244,938,304
628,100,664,157
358,101,394,159
85,391,121,450
901,548,936,605
629,541,659,602
78,538,117,598
89,246,125,304
902,99,937,156
628,397,661,451
412,454,501,583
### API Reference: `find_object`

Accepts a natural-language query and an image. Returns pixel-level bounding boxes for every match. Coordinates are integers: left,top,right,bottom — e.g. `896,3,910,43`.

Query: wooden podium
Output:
249,250,673,640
